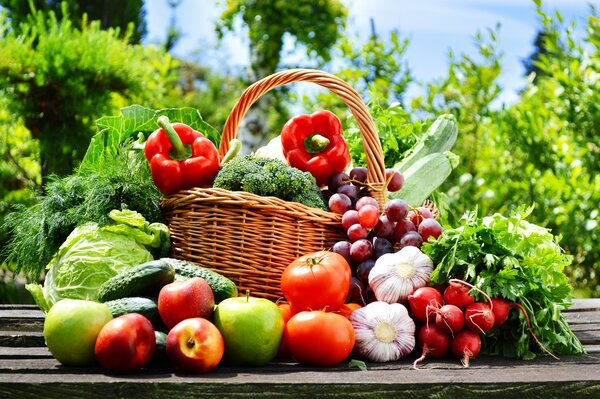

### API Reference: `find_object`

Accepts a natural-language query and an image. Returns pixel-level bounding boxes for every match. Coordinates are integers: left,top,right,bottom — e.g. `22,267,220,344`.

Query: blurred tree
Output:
163,0,182,52
0,0,147,43
0,4,178,182
411,26,502,179
522,30,556,83
216,0,348,153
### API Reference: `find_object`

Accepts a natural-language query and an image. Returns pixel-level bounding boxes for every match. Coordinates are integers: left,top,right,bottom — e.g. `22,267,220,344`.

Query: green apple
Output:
44,299,113,366
213,292,284,366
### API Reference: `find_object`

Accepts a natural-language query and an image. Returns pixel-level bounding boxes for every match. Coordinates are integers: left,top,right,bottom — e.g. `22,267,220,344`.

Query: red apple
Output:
158,277,215,329
166,317,224,373
94,313,156,373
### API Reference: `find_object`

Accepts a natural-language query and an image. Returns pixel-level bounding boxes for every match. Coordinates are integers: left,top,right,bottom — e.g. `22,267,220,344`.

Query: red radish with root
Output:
435,304,465,335
448,278,559,360
413,324,450,369
408,287,443,323
443,280,475,309
450,329,481,368
465,302,495,334
490,297,510,327
490,296,559,359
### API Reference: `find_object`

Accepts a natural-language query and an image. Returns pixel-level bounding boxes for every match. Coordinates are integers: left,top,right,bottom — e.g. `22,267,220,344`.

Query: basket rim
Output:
161,186,343,223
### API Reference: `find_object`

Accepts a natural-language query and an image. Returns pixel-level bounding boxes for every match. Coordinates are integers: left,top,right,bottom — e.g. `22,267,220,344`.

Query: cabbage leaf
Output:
26,209,169,312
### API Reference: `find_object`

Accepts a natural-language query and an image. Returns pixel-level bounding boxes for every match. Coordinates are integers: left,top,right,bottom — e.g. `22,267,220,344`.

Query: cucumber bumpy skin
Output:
97,259,175,302
162,257,239,303
104,296,159,323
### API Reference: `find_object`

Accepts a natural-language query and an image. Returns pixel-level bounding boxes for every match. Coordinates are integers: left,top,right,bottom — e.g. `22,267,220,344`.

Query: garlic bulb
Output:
368,246,433,303
350,301,416,362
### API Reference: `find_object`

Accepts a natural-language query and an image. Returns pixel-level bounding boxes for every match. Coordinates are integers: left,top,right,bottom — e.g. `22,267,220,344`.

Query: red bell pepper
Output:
280,110,351,187
144,116,220,196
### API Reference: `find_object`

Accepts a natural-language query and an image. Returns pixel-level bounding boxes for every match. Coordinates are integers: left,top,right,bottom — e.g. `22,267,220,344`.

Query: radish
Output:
435,304,465,335
443,280,475,309
449,279,559,359
490,297,511,327
413,324,450,369
489,297,559,359
465,302,495,334
407,287,443,323
450,329,481,368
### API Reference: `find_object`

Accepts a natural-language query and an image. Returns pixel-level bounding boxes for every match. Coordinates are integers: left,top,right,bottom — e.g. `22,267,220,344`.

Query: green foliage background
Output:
0,1,598,301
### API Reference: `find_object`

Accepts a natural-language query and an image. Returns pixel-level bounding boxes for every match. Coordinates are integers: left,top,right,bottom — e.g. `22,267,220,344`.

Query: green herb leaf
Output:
423,206,585,359
348,359,368,371
80,105,220,171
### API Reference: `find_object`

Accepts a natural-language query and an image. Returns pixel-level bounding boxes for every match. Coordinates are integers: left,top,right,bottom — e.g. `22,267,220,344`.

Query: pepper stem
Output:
157,115,192,161
221,138,242,164
304,133,330,154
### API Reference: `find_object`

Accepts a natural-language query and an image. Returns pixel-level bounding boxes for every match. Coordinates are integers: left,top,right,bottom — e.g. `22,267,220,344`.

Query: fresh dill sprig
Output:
1,142,163,279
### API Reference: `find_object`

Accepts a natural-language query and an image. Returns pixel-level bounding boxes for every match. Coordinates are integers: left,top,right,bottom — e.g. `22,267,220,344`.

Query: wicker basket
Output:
161,69,388,301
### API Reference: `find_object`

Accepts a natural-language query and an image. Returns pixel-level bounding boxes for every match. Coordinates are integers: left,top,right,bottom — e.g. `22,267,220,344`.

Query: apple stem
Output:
245,290,250,302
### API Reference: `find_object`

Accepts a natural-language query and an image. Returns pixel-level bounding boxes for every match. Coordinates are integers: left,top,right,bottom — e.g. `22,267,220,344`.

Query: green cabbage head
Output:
26,209,170,312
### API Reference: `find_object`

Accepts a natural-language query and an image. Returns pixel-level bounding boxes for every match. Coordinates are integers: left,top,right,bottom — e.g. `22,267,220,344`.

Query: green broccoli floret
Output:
213,155,327,210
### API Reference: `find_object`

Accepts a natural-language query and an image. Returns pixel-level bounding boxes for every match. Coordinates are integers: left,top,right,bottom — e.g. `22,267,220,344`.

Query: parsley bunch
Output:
423,206,585,359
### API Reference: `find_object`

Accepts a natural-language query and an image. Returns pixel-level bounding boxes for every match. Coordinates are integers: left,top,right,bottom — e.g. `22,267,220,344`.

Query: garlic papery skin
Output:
368,246,434,303
350,301,416,362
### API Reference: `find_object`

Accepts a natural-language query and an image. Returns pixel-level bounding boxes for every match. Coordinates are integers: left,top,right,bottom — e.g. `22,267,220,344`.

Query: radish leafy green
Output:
423,205,585,359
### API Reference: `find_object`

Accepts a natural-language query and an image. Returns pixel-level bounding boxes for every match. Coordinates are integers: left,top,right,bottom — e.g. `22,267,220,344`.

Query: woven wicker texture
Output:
162,69,387,301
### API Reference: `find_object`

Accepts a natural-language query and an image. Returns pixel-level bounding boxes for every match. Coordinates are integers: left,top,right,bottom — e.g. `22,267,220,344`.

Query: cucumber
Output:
154,330,168,360
395,114,458,173
390,151,458,206
161,257,238,303
103,296,160,324
97,259,175,302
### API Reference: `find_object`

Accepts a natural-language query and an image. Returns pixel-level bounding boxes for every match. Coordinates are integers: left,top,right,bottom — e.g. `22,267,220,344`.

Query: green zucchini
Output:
390,151,458,206
161,257,238,303
97,259,175,302
395,114,458,173
103,296,159,324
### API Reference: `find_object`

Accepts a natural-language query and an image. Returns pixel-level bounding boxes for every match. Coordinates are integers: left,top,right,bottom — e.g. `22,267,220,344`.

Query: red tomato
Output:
281,251,351,313
276,303,293,358
335,303,362,319
284,310,355,366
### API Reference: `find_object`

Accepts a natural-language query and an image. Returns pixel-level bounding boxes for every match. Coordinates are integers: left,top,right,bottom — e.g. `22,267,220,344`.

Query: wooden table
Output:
1,299,599,398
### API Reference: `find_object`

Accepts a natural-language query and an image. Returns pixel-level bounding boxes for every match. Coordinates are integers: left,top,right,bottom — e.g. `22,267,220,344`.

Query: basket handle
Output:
220,68,387,205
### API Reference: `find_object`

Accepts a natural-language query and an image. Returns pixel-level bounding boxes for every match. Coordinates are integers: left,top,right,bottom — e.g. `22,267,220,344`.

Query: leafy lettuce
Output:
26,209,170,312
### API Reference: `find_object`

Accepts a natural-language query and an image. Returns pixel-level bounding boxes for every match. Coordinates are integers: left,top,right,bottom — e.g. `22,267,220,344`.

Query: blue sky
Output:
143,0,594,106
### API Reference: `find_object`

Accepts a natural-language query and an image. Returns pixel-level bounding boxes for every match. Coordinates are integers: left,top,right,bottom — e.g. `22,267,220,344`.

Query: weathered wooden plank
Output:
0,318,44,332
0,347,51,359
564,311,600,324
0,380,599,399
585,344,600,353
0,331,45,348
567,299,600,311
0,309,44,318
0,354,600,376
1,355,600,399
